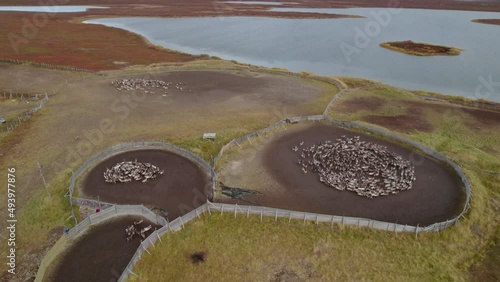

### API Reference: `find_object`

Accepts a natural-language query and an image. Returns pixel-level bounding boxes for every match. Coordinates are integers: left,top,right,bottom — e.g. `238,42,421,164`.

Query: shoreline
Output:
472,19,500,26
1,0,500,13
379,41,462,56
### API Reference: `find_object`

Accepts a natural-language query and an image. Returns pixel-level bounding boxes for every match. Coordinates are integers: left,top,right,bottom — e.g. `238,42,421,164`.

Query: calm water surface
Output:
56,8,500,101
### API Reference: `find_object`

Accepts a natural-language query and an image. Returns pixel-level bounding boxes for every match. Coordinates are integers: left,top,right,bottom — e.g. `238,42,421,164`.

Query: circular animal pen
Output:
213,115,471,228
40,67,472,282
69,142,215,221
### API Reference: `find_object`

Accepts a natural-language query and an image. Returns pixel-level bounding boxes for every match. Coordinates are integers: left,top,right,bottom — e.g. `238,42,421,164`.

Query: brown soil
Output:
0,68,329,282
381,41,461,56
248,123,464,226
335,94,500,133
336,96,385,114
361,114,434,133
472,19,500,26
45,215,161,282
82,149,210,220
405,100,500,130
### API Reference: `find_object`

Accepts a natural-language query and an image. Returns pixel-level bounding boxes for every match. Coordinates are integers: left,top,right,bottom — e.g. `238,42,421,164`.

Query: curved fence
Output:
57,67,471,282
116,196,470,281
67,204,167,240
212,114,471,233
68,141,216,223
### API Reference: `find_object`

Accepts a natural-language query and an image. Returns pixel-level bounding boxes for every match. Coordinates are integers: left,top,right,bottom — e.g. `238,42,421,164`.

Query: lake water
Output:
0,6,107,13
85,8,500,101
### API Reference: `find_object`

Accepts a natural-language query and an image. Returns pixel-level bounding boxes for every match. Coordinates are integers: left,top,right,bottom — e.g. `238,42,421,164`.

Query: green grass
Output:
128,76,499,281
3,64,497,281
129,210,487,282
0,169,76,261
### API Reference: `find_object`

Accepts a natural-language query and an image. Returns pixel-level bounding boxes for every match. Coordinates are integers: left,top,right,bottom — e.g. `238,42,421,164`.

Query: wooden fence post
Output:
142,242,151,255
260,210,263,222
275,209,278,222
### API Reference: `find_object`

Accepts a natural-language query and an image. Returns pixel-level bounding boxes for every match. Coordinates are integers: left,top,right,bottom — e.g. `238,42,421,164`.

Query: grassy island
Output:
380,41,462,56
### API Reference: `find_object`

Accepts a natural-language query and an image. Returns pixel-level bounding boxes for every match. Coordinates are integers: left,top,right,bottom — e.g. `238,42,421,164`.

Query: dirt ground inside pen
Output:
0,64,335,281
45,215,161,282
82,149,210,220
218,122,465,226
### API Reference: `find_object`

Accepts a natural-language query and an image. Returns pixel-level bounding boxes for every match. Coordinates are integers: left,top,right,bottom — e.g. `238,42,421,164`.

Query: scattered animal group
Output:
293,136,415,198
104,160,163,184
125,219,152,242
111,78,190,94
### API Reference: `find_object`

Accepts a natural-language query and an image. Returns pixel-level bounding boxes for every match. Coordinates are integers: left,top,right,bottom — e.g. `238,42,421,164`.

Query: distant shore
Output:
472,19,500,26
380,41,461,56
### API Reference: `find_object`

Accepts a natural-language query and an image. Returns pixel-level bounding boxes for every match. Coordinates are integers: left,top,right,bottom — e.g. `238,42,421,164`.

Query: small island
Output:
472,19,500,26
380,40,462,56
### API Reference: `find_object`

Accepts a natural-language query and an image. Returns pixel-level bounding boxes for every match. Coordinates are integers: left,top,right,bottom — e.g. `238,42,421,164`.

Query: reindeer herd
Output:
111,78,190,94
293,136,416,198
103,160,163,184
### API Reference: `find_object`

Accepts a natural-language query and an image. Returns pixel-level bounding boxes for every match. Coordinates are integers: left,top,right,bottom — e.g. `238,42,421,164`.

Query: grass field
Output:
0,62,338,281
0,63,498,281
126,76,499,282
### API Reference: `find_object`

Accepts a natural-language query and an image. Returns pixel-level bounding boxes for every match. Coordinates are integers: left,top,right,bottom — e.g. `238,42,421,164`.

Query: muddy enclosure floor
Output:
221,123,466,226
46,215,161,282
82,149,210,220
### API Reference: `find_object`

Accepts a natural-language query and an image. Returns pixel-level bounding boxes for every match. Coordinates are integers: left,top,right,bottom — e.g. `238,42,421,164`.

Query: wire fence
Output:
1,93,48,132
68,141,216,223
116,197,464,281
212,115,471,233
0,58,106,75
66,204,167,240
58,66,471,281
117,203,210,281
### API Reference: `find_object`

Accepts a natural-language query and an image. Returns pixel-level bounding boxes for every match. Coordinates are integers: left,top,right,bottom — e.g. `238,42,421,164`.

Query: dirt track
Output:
46,215,161,282
82,149,210,220
220,123,465,226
